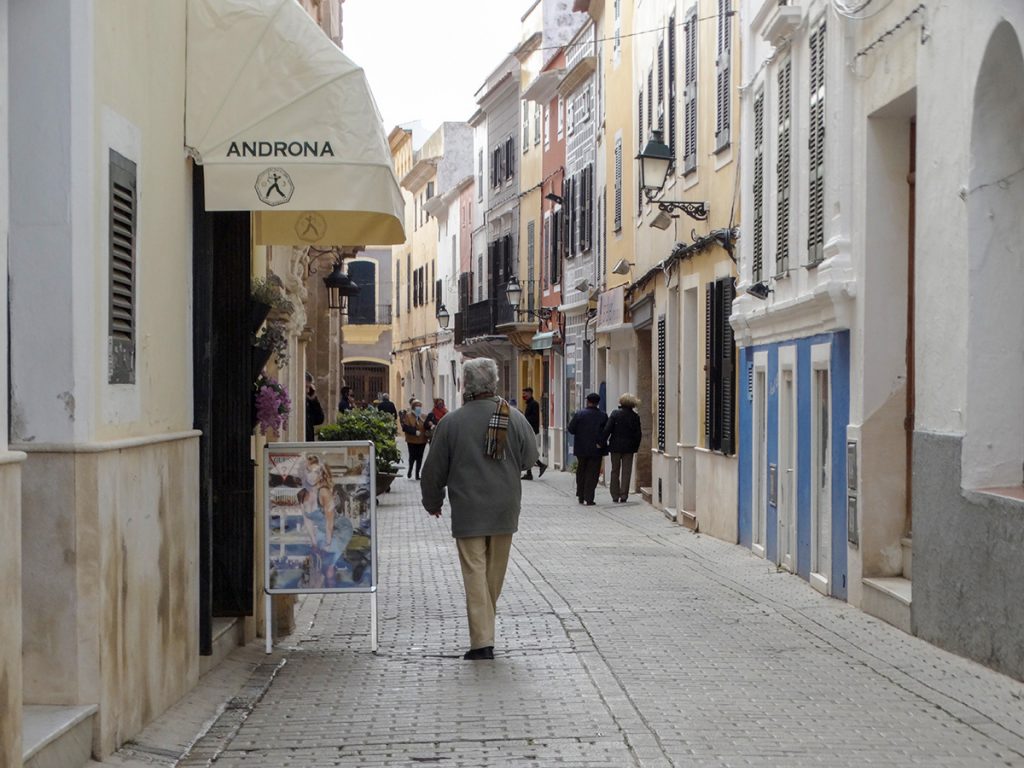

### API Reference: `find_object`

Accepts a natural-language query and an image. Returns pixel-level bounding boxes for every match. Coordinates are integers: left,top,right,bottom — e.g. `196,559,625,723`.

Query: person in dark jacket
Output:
567,392,608,505
305,372,325,442
602,393,642,502
520,387,547,480
338,386,353,414
377,392,398,420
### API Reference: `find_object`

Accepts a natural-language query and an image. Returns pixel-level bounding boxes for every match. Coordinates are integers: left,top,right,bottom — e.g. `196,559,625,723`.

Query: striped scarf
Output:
484,398,511,460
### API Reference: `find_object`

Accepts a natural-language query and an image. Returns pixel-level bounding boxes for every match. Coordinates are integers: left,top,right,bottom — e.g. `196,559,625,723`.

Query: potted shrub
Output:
253,320,289,379
251,275,294,331
318,408,402,495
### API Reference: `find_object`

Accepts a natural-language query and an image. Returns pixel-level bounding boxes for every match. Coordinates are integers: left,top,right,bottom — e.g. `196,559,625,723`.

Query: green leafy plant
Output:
251,275,294,314
253,320,289,368
319,408,401,474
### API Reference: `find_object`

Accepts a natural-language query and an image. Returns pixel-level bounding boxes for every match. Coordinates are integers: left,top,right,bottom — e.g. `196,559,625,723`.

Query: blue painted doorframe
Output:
738,331,850,599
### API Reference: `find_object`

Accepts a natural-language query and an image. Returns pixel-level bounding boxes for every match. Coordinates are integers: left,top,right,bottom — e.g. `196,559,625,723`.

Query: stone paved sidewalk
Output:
97,468,1024,767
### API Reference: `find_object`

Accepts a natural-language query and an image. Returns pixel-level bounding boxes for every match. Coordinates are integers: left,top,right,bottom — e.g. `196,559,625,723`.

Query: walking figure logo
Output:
255,167,294,206
295,212,327,243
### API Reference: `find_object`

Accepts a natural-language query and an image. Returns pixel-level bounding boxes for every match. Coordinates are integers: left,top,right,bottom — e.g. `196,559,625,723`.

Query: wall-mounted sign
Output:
596,285,625,331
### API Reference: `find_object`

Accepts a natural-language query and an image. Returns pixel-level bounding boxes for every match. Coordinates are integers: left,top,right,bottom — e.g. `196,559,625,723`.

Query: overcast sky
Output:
342,0,530,134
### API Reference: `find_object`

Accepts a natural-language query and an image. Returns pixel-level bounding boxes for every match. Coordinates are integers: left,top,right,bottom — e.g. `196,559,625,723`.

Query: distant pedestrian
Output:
305,372,325,442
420,358,538,660
602,393,642,502
424,397,448,441
338,386,353,414
520,387,548,480
401,398,428,479
567,392,607,506
378,392,398,420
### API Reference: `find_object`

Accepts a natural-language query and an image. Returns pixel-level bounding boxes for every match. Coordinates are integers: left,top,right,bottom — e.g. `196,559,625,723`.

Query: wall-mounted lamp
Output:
611,258,634,275
544,192,564,205
746,281,773,300
436,303,451,329
322,261,359,312
574,278,593,294
505,276,553,320
636,130,709,222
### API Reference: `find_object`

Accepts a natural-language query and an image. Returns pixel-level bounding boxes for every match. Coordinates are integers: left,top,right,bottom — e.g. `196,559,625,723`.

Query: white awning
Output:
185,0,405,246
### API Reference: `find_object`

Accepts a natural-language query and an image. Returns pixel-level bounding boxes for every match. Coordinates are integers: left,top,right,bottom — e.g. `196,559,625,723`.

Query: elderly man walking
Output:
421,358,538,660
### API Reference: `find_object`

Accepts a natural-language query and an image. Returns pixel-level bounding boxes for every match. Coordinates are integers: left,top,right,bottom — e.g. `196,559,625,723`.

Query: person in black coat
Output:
305,372,325,442
602,393,642,502
520,387,548,480
568,392,608,505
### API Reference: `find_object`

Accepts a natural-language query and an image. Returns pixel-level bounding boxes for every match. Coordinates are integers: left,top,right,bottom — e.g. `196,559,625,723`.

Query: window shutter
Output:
720,278,736,455
550,210,562,285
777,58,792,273
638,89,645,214
569,176,578,257
704,281,714,445
657,37,665,131
587,165,595,252
109,150,136,384
715,0,732,151
506,137,515,180
406,253,411,311
614,138,623,232
534,102,541,146
657,315,666,452
487,241,497,299
478,149,484,200
395,259,401,317
808,21,826,264
647,68,654,136
668,15,677,162
684,10,698,173
523,105,530,151
527,220,536,312
753,90,765,283
459,271,470,312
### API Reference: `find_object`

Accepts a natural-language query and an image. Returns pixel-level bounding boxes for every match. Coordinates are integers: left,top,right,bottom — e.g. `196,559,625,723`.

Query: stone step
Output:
862,576,913,635
901,536,913,580
23,704,96,768
200,616,245,677
678,508,698,530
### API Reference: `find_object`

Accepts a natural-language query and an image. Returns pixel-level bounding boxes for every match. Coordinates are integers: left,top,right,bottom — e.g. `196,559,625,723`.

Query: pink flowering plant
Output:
254,375,291,435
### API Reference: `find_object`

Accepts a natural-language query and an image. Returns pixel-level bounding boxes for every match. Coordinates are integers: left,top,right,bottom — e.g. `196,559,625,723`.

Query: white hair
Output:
463,357,499,396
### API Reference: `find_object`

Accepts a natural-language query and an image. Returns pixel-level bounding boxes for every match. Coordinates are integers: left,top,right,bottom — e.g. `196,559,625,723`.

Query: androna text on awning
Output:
184,0,405,247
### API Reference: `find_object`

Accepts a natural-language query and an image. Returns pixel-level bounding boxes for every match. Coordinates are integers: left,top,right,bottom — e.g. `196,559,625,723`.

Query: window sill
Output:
804,260,824,271
969,485,1024,505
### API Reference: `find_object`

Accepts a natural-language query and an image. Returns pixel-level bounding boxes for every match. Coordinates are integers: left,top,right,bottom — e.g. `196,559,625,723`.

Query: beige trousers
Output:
456,534,513,650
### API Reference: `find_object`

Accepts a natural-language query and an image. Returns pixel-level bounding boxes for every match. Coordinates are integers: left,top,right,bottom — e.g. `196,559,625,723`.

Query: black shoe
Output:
537,462,547,477
407,471,412,478
523,471,533,480
578,498,584,505
463,646,494,660
584,500,596,506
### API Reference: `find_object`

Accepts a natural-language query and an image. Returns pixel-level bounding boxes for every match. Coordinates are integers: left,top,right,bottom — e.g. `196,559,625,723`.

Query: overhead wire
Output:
519,10,736,56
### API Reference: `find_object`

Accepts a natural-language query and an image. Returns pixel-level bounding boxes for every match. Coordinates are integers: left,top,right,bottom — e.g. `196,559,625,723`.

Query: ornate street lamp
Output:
436,303,450,330
636,129,709,222
505,276,552,321
322,260,359,312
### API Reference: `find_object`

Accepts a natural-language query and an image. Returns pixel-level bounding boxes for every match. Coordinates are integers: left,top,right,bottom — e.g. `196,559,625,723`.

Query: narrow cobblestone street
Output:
98,471,1024,768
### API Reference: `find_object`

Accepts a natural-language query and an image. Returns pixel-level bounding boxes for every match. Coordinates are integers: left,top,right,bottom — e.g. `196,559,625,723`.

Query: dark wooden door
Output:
193,166,255,654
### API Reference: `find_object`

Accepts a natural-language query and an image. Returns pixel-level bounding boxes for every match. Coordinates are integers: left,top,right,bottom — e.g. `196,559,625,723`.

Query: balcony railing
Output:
451,282,526,345
348,304,392,325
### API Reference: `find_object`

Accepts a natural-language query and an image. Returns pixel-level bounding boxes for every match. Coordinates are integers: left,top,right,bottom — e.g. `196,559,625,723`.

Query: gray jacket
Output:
420,397,539,538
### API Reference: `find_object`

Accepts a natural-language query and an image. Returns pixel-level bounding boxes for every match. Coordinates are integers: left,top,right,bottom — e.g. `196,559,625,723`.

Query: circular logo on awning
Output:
295,212,327,243
255,167,294,206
